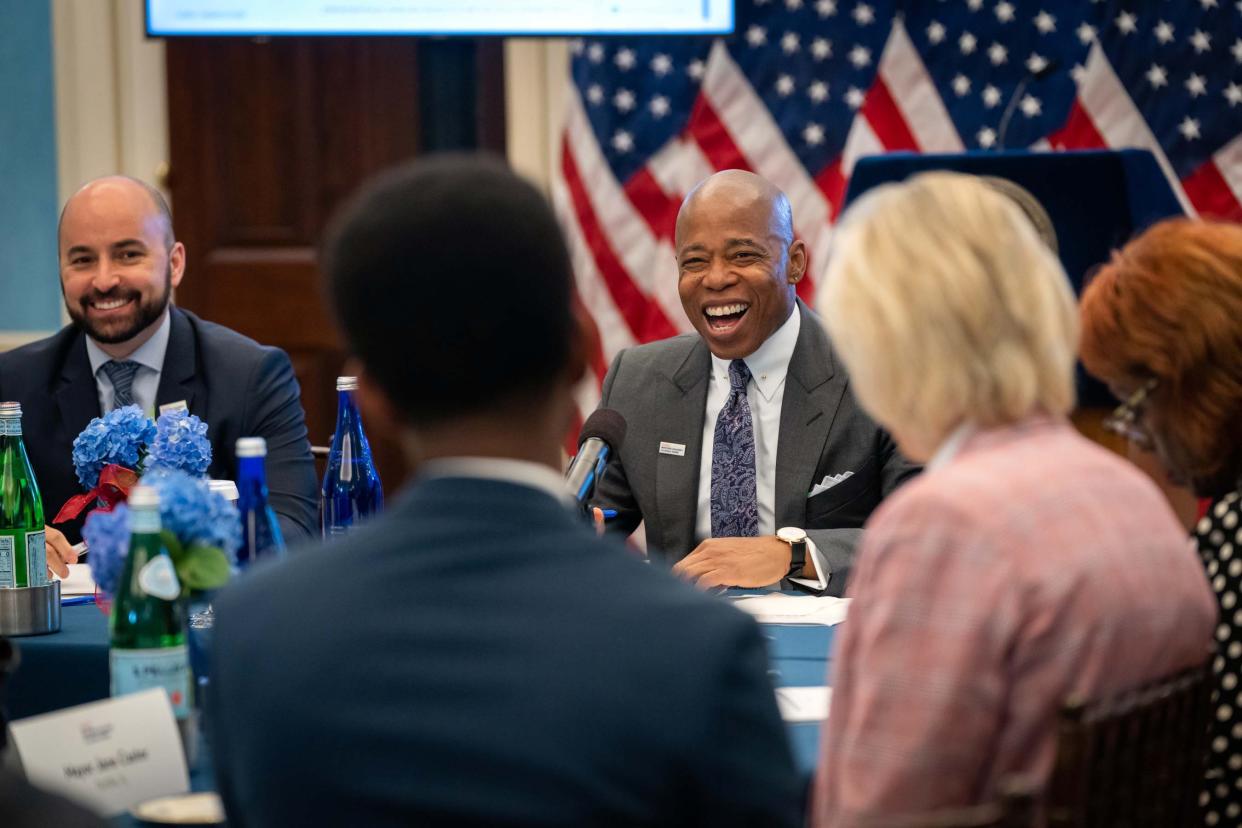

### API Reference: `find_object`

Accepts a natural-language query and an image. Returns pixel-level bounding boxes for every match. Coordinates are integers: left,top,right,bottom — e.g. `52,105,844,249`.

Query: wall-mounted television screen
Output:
146,0,735,37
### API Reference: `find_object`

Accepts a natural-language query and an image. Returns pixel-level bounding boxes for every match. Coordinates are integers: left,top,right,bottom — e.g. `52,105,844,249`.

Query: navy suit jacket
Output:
0,307,317,542
209,476,802,827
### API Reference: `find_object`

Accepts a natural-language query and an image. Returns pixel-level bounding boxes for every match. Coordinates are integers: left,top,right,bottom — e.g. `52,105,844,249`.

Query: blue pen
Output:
601,509,618,519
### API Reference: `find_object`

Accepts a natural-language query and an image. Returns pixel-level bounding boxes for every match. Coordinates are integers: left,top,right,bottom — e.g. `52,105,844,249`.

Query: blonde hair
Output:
818,171,1078,451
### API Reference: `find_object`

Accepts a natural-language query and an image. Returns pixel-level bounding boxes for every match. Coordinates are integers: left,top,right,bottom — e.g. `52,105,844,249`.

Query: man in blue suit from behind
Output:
207,155,803,827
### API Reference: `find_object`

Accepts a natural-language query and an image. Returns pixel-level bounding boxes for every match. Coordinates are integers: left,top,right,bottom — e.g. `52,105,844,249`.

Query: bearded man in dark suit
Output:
0,176,317,568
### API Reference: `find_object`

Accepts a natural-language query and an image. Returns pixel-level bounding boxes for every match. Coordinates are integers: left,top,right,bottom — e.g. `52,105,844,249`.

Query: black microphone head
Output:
579,408,626,451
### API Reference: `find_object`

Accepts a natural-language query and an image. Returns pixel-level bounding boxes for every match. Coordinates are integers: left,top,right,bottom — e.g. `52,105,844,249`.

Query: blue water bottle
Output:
235,437,286,566
321,376,383,537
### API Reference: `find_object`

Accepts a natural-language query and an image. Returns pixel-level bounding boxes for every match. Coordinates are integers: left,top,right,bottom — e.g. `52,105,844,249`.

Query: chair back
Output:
1045,662,1211,827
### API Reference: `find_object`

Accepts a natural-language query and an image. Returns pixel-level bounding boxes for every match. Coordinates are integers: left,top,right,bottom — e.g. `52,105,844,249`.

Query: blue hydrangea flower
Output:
142,468,241,560
82,504,131,597
146,410,212,478
72,405,157,489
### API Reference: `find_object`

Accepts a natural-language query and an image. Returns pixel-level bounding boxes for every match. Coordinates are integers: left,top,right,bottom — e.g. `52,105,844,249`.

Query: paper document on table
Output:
731,594,849,626
56,563,97,597
775,686,832,723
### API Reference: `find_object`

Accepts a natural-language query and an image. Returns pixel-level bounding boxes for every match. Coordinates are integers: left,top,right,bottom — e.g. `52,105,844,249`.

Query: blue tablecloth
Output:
6,601,836,792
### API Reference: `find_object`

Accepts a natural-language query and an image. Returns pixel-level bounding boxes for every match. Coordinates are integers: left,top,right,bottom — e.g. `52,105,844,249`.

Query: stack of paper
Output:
730,594,849,626
56,563,97,597
775,686,832,723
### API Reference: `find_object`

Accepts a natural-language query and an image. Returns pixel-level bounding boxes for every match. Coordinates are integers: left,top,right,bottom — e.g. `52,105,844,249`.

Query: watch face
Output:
777,527,806,543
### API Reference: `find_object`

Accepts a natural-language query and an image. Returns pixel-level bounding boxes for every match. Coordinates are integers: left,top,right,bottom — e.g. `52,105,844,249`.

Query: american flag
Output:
550,0,1242,420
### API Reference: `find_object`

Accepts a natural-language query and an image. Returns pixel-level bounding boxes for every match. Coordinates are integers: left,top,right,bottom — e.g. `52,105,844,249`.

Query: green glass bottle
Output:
0,401,47,589
109,484,191,721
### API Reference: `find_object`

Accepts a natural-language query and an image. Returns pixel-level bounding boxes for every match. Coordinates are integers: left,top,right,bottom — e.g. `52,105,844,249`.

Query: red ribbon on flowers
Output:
53,464,139,523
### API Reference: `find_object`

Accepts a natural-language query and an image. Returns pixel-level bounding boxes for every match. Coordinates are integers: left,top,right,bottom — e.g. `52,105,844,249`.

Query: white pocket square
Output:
808,471,853,498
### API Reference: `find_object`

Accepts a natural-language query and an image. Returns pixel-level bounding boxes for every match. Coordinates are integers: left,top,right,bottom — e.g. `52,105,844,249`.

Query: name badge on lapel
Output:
158,400,189,415
659,441,686,457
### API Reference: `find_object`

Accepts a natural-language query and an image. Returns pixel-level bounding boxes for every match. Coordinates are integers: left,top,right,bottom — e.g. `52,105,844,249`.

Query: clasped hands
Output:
672,535,809,589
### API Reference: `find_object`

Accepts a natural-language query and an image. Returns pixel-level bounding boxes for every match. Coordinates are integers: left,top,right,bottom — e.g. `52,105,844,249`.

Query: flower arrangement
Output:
55,405,213,523
83,469,241,598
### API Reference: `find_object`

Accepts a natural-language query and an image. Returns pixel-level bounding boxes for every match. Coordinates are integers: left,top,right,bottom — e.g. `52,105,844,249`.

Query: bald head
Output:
59,176,175,251
675,170,794,249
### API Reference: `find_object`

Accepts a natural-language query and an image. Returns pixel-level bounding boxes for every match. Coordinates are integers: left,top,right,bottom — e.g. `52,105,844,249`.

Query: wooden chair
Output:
1045,663,1211,827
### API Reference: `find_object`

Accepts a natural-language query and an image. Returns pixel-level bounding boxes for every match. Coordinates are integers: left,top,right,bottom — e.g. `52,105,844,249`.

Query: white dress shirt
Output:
693,305,828,589
85,309,172,417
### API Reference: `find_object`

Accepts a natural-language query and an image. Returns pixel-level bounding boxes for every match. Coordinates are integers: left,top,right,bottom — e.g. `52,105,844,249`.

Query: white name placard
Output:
7,688,189,816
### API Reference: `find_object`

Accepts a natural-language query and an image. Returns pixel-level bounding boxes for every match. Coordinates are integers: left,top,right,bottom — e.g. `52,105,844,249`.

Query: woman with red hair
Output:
1080,218,1242,825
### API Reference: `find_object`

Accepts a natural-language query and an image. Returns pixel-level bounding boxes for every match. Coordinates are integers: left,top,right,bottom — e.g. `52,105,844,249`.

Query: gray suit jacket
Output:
591,302,918,596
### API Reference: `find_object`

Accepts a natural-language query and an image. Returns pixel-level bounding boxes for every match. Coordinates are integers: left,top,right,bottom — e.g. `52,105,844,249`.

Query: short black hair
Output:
323,154,576,426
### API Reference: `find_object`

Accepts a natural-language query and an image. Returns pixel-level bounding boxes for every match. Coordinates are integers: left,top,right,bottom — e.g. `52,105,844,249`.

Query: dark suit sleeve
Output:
587,349,644,539
242,349,319,542
691,615,803,827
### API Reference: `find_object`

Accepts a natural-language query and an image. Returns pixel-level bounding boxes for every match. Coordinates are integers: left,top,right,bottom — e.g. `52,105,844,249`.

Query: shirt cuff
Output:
787,537,829,592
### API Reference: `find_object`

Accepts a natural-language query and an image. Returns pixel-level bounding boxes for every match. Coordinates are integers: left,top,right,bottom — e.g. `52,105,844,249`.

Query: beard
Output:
67,265,172,345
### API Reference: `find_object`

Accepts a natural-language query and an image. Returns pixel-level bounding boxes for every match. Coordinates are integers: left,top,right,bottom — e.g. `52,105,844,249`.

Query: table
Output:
7,601,837,773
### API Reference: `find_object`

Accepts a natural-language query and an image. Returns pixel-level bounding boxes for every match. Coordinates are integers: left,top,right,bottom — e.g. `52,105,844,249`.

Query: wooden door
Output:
164,36,505,492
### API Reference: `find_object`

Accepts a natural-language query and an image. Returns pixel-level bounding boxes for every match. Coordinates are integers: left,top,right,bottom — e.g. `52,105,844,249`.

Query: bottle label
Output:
25,530,46,587
131,508,161,534
0,536,14,588
0,419,20,436
110,646,191,719
138,556,181,601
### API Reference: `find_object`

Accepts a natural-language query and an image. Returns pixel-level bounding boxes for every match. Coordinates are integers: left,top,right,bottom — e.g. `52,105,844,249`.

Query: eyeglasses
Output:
1102,378,1159,450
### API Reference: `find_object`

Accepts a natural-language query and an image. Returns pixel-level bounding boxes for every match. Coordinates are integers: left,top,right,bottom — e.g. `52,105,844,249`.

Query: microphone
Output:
996,58,1060,150
565,409,627,504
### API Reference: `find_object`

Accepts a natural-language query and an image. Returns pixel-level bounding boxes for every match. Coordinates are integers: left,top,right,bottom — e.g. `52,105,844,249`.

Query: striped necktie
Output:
101,360,141,410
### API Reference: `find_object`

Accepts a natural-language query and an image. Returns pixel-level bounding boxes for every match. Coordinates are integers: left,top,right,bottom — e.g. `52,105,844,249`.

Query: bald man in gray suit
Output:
590,171,918,596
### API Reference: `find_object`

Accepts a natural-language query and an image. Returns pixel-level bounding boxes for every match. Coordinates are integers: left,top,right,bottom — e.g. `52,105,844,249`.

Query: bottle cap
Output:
236,437,268,458
208,479,240,502
129,484,159,508
0,401,20,418
336,376,359,391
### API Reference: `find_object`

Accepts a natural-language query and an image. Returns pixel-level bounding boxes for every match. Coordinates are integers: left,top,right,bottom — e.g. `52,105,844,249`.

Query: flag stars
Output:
952,74,971,96
845,86,866,108
614,49,636,71
1154,21,1174,45
927,21,946,44
649,95,671,118
1033,11,1055,34
966,0,984,11
803,122,826,146
816,0,837,16
1115,12,1138,35
1234,39,1242,63
746,25,767,47
650,53,672,76
1077,23,1096,44
612,130,634,153
1179,117,1201,141
1201,0,1218,7
808,80,829,103
853,3,875,25
1071,63,1086,83
811,38,832,60
586,84,604,105
1186,73,1208,97
775,74,796,96
1225,82,1242,106
1191,30,1212,54
848,44,872,68
570,39,585,56
587,43,605,63
995,2,1015,23
982,84,1001,107
687,59,705,80
1020,94,1042,117
785,0,804,9
988,42,1008,65
1026,53,1048,74
977,127,997,148
781,31,801,54
960,31,978,54
613,88,636,112
1147,64,1168,89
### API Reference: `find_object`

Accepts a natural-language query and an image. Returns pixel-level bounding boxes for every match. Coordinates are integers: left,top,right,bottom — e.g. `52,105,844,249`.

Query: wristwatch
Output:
776,526,808,575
